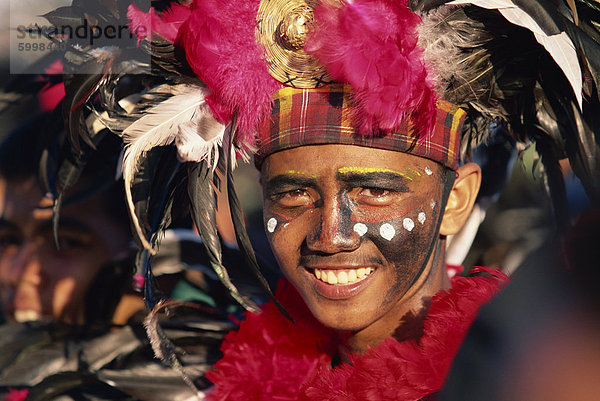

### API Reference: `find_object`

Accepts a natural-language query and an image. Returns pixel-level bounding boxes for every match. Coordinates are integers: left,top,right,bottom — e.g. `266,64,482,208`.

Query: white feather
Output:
122,84,221,253
448,0,582,108
176,108,225,167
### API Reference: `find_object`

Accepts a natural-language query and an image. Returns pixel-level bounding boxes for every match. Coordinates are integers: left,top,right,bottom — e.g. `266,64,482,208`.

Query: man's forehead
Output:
0,177,104,229
0,177,48,217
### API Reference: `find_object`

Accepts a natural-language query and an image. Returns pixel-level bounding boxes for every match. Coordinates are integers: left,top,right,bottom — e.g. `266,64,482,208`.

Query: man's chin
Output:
302,296,376,333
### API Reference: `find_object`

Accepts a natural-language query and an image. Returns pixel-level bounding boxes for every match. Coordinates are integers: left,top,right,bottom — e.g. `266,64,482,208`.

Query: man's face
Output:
261,144,447,332
0,177,130,324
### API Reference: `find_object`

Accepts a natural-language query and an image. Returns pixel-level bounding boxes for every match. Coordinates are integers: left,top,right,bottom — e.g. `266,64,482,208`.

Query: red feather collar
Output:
206,267,506,401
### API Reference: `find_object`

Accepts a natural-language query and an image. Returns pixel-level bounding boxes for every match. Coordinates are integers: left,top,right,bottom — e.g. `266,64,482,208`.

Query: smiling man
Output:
115,0,515,397
204,83,506,399
260,143,476,352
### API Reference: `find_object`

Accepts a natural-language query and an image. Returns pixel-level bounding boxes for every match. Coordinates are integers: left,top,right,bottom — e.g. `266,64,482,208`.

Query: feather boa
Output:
205,267,506,401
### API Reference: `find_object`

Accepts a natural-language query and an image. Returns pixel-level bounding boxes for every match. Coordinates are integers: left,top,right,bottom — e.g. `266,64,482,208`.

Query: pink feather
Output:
305,0,437,138
176,0,282,150
3,388,29,401
127,3,191,44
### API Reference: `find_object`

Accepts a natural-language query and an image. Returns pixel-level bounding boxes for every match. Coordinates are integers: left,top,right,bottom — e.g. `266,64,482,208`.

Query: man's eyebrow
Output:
284,170,317,178
336,168,411,191
337,167,414,181
264,174,317,193
35,215,93,234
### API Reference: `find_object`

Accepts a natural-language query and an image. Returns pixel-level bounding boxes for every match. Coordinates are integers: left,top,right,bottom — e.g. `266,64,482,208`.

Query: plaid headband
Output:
256,84,465,170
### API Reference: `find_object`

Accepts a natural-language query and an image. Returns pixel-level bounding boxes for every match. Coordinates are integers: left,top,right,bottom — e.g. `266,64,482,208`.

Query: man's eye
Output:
360,188,389,197
0,233,21,248
274,189,313,207
355,187,394,205
44,232,88,251
57,236,87,250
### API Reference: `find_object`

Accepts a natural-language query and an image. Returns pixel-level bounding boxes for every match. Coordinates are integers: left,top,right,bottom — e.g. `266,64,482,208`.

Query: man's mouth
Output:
14,309,42,322
313,267,374,285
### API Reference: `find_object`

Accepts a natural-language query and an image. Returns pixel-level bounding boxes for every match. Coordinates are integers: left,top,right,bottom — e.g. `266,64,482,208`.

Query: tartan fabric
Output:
255,84,465,170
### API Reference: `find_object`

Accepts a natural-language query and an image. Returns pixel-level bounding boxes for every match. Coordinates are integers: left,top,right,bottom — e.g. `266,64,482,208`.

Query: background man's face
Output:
261,144,447,332
0,177,130,324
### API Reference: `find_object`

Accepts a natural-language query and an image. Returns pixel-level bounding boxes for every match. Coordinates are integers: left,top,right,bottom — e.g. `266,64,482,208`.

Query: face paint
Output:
261,145,447,335
337,166,413,180
263,172,318,235
424,166,433,176
267,217,278,233
353,223,368,236
285,170,317,178
418,212,426,224
379,223,396,241
405,168,422,178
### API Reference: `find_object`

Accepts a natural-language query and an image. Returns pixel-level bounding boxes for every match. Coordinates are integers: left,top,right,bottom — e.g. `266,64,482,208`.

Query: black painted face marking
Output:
263,173,320,235
260,145,450,336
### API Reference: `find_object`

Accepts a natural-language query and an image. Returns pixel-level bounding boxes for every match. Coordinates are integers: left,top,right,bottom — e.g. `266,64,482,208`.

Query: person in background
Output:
0,115,135,326
441,208,600,401
0,109,263,401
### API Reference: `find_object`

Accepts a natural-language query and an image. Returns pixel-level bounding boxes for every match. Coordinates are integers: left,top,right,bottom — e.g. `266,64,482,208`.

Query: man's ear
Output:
439,163,481,236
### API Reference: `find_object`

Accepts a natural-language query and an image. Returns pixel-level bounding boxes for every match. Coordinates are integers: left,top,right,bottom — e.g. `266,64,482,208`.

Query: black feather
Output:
128,145,187,309
536,135,570,231
40,6,86,29
51,155,85,249
25,371,132,401
566,91,600,203
225,124,292,320
62,58,115,153
188,159,259,313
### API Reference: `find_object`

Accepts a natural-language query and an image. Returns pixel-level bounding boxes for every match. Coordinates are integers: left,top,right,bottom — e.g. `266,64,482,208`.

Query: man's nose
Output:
3,243,42,288
306,195,360,253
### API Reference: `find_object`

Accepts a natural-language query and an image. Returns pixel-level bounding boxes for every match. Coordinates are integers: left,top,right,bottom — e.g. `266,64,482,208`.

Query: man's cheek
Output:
352,208,435,263
264,212,292,236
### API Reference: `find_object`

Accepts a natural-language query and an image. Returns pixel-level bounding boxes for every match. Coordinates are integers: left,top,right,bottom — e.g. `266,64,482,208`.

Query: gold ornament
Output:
256,0,333,88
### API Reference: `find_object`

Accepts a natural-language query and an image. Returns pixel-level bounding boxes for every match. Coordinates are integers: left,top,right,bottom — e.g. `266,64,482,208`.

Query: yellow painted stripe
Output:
337,166,413,181
285,170,316,178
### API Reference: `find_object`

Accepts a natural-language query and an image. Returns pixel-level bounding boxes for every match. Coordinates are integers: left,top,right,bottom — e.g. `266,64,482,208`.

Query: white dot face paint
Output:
267,217,278,233
430,200,437,210
418,212,426,224
379,223,396,241
403,218,415,232
353,223,368,237
424,166,433,176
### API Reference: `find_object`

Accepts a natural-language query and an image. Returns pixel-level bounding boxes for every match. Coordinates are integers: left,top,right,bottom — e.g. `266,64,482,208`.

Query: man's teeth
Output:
314,267,374,285
14,309,41,322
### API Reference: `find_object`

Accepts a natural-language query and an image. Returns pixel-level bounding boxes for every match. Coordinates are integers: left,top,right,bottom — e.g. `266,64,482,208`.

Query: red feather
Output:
206,268,507,400
127,3,191,44
3,389,28,401
205,281,336,401
305,0,437,138
176,0,282,150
